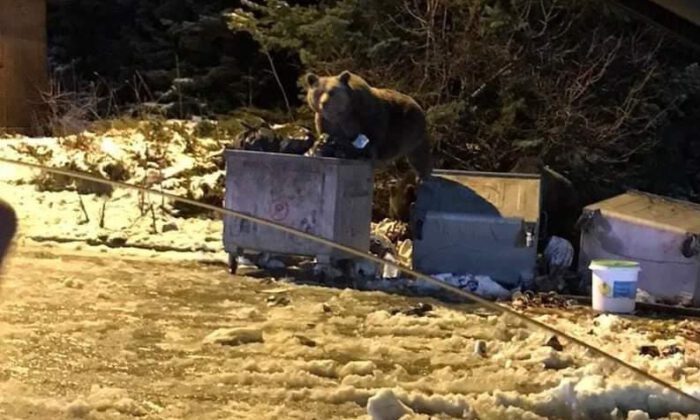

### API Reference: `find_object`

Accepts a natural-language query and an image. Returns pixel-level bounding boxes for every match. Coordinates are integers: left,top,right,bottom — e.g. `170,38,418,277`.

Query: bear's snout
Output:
318,92,350,121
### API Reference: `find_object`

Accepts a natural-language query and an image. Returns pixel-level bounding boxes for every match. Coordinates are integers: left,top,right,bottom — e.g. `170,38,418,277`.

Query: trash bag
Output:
273,123,316,155
231,122,315,155
543,236,574,274
413,273,512,300
434,273,512,300
370,232,395,259
305,134,370,160
236,123,278,152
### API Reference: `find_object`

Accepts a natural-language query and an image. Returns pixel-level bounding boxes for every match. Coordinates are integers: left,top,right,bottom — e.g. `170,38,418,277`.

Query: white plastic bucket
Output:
589,259,641,313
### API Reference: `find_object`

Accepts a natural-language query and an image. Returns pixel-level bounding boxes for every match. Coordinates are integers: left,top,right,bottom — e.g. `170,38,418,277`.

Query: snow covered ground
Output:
1,125,700,419
2,245,700,420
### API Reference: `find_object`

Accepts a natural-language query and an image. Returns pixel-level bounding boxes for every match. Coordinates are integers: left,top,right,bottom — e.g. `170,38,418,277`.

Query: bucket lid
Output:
589,259,640,270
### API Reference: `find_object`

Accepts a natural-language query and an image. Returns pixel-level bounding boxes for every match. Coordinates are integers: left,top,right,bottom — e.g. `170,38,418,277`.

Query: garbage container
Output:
222,150,373,274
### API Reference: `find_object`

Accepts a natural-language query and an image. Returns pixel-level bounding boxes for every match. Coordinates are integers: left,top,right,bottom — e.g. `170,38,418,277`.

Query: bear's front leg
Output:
368,146,381,168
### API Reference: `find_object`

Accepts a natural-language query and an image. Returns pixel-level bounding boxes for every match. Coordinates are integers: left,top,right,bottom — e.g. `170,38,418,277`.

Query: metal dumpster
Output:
578,190,700,305
222,150,373,273
410,170,542,288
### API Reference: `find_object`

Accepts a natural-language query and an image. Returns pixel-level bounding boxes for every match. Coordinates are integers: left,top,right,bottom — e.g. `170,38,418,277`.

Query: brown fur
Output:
388,173,417,222
305,71,433,179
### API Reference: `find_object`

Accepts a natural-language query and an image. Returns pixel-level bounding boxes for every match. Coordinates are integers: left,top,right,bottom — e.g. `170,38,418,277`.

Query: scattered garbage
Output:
233,122,315,155
370,232,395,259
533,271,580,294
368,221,413,279
294,335,317,347
661,293,694,307
256,252,287,270
352,259,379,279
416,273,512,300
266,294,290,307
664,345,684,356
532,236,578,293
389,302,433,317
544,236,574,273
312,261,344,280
545,335,564,351
396,239,412,268
511,291,575,309
371,219,409,244
636,288,657,304
352,133,371,150
236,255,258,268
638,344,684,358
381,253,400,279
305,133,369,160
639,345,661,358
473,340,487,357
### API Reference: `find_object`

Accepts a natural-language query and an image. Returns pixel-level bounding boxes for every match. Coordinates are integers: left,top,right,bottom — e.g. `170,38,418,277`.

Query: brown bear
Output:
304,70,433,179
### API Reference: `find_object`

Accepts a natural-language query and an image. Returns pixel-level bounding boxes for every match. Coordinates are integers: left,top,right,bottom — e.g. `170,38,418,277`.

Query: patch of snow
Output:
627,409,651,420
367,389,414,420
203,328,264,346
339,361,378,377
65,385,147,416
528,346,573,370
302,359,338,378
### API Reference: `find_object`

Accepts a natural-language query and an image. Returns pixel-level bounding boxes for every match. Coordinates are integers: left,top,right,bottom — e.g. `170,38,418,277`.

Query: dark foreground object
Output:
0,199,17,267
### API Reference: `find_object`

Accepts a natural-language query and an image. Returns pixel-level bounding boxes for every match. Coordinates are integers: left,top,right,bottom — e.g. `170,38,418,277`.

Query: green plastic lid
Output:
589,259,640,270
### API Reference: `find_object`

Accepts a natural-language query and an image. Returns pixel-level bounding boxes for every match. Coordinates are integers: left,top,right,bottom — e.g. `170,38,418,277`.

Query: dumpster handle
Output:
574,209,600,232
414,218,424,240
681,234,699,258
408,202,423,240
540,210,549,241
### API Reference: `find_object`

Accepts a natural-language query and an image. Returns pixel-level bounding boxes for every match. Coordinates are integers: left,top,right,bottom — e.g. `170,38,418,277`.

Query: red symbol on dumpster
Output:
270,200,289,221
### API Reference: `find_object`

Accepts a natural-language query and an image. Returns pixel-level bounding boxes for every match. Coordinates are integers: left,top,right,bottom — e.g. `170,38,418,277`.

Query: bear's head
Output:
305,71,353,122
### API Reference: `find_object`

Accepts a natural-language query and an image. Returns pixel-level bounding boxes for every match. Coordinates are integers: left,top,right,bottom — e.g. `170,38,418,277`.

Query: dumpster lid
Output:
431,170,541,223
223,149,371,167
584,190,700,234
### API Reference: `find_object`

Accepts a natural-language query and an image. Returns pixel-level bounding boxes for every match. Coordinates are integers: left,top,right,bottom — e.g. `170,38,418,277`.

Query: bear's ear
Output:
305,73,319,88
338,71,352,85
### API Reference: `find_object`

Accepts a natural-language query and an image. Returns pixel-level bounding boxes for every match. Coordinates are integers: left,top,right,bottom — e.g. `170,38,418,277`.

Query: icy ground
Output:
1,126,700,419
2,244,700,420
